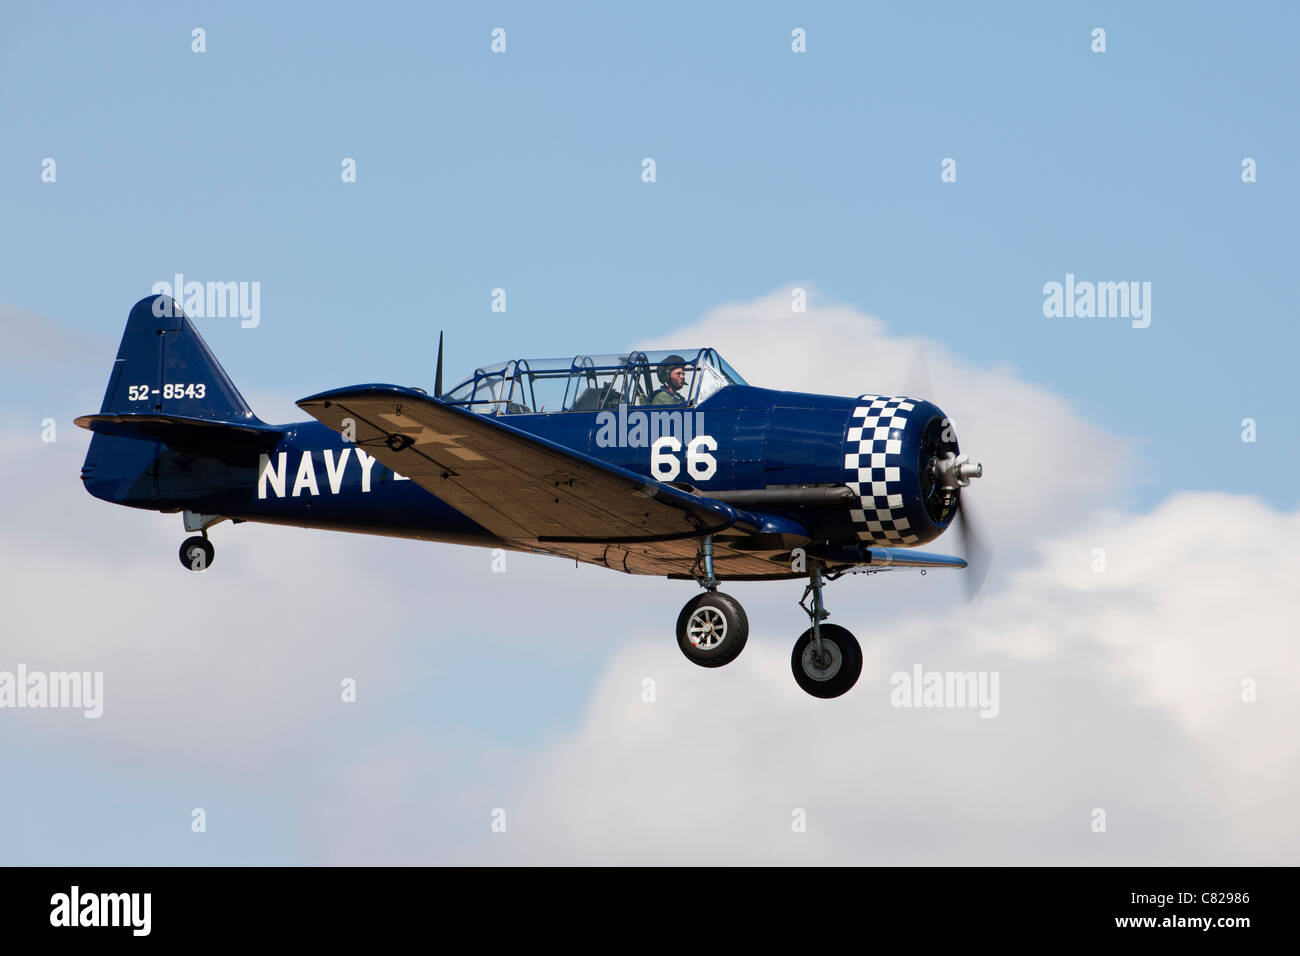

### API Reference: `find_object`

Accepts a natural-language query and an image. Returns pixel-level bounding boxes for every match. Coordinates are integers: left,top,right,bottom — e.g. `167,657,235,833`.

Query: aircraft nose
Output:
843,394,925,546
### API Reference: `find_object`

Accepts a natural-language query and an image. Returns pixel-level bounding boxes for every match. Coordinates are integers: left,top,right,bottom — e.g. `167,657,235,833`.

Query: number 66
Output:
650,435,717,482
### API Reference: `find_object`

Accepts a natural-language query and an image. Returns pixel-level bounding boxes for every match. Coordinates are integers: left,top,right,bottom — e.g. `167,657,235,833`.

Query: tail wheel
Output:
676,592,749,667
179,536,214,572
791,624,861,698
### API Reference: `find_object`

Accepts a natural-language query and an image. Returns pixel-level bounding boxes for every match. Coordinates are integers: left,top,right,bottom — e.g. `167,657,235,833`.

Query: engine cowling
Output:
840,394,974,548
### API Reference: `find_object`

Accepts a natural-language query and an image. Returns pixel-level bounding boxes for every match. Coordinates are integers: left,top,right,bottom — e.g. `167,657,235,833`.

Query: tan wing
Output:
296,384,740,539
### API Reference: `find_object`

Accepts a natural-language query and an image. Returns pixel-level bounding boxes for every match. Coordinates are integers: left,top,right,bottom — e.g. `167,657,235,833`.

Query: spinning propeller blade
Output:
903,344,936,404
956,491,991,603
906,342,991,601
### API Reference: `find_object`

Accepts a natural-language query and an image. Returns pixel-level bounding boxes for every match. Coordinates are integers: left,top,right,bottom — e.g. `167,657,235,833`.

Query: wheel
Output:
676,591,749,668
179,535,214,572
791,624,862,698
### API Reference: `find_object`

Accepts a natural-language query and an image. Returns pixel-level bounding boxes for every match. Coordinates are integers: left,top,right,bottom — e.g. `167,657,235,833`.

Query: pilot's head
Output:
659,355,686,392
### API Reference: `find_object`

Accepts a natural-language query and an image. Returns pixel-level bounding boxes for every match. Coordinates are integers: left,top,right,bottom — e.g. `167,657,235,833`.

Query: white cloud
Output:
3,287,1291,865
435,490,1300,865
0,435,403,766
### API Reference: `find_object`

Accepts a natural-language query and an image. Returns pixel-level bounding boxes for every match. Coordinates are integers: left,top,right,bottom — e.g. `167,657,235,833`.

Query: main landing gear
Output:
178,533,214,571
673,538,863,699
177,511,224,571
676,536,749,667
790,567,862,699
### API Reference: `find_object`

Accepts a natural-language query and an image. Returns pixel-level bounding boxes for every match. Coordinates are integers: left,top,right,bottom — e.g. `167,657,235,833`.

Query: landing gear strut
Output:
790,566,862,699
675,536,749,667
670,544,862,697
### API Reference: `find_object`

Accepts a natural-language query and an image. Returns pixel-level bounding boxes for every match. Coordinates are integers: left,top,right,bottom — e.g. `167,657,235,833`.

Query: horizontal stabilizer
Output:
75,413,284,453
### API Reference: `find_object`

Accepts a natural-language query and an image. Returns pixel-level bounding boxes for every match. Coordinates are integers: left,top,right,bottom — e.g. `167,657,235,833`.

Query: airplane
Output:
76,295,986,699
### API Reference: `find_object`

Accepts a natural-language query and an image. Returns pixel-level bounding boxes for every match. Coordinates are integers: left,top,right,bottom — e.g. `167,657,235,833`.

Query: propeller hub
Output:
933,452,983,490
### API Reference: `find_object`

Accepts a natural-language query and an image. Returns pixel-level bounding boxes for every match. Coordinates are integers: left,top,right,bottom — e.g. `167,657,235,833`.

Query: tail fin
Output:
79,295,267,508
97,294,261,422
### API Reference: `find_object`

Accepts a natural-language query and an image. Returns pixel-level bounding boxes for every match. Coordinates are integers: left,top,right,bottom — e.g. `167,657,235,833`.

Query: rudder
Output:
98,294,261,423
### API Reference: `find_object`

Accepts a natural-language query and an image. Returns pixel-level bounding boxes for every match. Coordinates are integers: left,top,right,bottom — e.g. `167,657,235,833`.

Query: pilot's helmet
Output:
658,354,686,385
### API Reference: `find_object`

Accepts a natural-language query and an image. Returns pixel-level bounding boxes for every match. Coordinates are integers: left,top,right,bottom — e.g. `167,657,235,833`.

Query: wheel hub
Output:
687,607,727,648
801,639,842,681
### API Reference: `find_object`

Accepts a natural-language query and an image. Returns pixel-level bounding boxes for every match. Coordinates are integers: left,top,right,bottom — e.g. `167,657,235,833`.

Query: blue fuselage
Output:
82,385,955,551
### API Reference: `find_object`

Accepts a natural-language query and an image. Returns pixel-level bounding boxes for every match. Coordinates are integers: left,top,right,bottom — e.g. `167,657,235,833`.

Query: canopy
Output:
440,348,748,415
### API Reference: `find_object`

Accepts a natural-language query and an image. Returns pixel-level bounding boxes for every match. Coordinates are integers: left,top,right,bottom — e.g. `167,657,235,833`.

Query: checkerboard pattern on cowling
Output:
843,395,920,545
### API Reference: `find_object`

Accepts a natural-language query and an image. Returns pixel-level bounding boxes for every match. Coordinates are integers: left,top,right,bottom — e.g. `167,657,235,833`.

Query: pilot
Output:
651,355,688,406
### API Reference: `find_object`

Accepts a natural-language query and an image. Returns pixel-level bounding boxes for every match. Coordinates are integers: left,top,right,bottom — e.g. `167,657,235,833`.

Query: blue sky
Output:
2,2,1298,865
3,1,1297,509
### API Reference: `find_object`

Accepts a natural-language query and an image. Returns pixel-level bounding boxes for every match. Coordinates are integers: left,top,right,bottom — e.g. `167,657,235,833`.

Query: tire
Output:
179,536,214,572
791,624,861,698
676,591,749,668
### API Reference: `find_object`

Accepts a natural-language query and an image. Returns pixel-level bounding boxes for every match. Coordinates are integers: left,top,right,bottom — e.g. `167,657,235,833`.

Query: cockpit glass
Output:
438,348,745,415
694,362,728,404
716,354,748,386
443,378,475,403
519,369,568,414
471,366,512,415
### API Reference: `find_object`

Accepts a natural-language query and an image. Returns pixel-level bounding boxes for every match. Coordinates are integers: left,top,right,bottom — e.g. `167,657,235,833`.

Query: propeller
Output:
906,344,991,602
902,343,936,405
434,331,444,397
955,491,991,602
